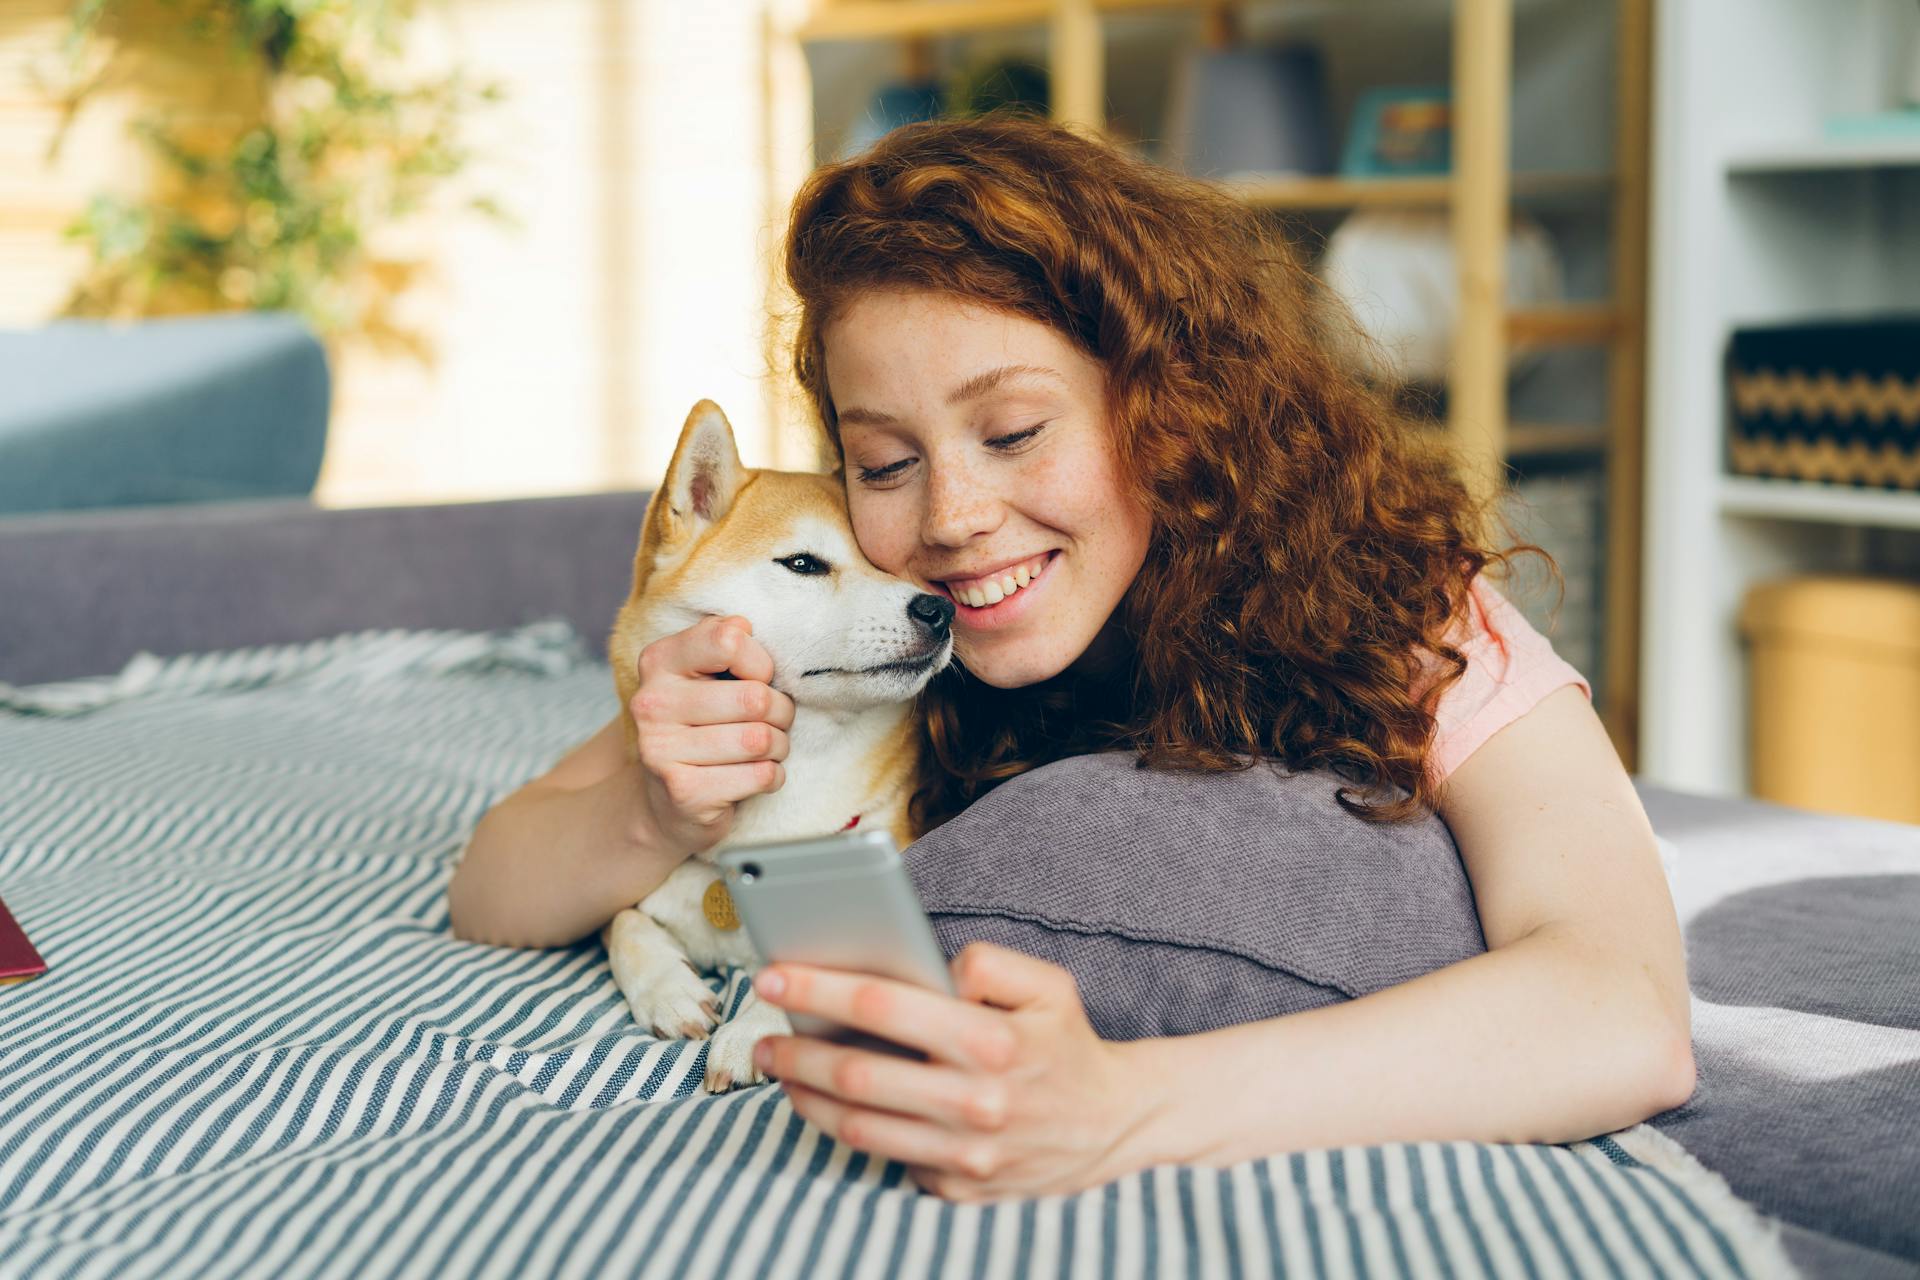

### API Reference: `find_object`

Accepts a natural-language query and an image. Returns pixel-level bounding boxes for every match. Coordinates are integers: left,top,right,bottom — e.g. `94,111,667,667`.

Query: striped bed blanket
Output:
0,623,1797,1279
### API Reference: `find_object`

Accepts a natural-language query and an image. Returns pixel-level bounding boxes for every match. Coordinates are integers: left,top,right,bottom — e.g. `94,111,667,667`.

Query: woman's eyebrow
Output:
945,363,1065,405
835,405,902,428
836,363,1065,429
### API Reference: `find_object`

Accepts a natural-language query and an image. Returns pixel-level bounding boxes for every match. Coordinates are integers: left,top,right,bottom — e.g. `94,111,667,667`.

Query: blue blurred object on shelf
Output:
1341,85,1453,177
1823,109,1920,142
0,311,330,517
1163,44,1333,178
838,80,945,160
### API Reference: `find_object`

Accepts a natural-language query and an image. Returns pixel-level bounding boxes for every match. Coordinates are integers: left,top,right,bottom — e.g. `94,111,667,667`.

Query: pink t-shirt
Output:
1424,576,1590,784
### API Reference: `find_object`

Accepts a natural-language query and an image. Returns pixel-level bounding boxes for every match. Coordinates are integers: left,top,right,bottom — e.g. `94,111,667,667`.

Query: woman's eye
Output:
775,553,832,576
855,458,912,485
988,422,1049,451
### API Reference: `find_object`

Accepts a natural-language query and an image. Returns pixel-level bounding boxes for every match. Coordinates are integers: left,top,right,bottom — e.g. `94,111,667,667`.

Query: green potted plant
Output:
46,0,507,360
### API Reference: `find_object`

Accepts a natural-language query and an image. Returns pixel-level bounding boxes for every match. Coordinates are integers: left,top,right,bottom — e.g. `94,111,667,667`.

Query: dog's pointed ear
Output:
657,400,745,545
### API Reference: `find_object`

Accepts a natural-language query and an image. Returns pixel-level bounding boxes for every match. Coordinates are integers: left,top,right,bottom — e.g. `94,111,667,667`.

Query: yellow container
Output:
1739,576,1920,825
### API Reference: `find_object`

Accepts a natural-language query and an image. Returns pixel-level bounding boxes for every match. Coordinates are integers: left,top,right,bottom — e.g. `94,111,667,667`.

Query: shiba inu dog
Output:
604,400,955,1090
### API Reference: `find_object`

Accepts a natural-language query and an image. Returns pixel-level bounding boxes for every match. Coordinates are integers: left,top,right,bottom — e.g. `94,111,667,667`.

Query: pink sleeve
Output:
1424,577,1591,785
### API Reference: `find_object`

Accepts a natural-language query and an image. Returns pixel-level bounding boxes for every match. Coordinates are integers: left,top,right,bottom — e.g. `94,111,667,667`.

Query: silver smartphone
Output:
714,828,955,1045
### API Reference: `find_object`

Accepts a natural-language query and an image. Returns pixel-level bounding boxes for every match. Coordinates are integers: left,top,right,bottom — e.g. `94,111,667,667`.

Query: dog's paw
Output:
703,999,790,1092
703,1019,769,1092
625,963,720,1041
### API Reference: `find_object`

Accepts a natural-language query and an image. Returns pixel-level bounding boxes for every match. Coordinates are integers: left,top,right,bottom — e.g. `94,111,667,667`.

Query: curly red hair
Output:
782,113,1533,828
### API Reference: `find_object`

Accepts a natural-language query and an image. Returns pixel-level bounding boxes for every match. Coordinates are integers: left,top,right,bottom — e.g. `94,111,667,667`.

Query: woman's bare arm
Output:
448,715,681,948
1121,683,1694,1161
447,615,795,949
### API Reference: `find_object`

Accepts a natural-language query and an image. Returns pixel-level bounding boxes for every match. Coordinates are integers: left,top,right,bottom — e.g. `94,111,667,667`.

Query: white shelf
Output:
1726,135,1920,174
1641,0,1920,800
1720,476,1920,529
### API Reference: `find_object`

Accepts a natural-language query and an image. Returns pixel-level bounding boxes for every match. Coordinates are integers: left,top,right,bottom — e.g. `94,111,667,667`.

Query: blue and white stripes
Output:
0,623,1794,1278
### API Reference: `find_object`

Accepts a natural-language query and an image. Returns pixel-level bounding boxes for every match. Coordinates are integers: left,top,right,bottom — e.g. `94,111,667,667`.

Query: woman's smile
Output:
931,549,1056,628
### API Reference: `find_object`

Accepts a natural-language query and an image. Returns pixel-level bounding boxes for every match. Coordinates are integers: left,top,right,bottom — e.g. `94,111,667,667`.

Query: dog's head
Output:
610,400,954,716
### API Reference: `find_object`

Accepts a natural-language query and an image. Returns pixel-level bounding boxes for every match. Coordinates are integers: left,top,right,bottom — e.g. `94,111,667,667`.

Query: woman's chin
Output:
955,640,1074,691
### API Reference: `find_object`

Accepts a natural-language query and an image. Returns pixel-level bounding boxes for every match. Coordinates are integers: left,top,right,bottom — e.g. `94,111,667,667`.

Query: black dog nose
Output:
908,593,955,638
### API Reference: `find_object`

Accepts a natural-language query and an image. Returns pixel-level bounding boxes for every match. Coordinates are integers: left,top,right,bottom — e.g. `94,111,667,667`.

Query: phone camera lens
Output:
738,862,763,883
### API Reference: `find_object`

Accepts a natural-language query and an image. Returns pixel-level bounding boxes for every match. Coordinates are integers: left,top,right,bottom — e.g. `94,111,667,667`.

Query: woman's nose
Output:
920,462,1003,548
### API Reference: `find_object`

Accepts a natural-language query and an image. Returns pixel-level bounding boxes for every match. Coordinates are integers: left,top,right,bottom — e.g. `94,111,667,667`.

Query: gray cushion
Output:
904,751,1486,1041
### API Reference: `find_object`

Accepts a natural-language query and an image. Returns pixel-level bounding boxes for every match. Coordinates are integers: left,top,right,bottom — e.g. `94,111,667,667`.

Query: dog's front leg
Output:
604,908,719,1039
705,985,791,1092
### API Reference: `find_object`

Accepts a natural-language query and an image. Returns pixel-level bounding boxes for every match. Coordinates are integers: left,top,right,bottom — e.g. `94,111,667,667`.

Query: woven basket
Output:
1726,316,1920,492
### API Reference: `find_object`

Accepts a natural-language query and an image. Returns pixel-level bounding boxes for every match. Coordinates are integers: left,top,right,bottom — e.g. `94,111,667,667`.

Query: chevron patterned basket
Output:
1726,316,1920,492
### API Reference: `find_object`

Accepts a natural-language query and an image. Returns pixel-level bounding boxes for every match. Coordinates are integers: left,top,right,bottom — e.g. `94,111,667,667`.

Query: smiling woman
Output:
781,116,1530,833
454,112,1692,1205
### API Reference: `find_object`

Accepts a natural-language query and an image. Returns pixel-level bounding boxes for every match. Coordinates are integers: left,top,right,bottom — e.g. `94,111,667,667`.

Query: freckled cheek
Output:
1020,455,1118,554
847,494,916,578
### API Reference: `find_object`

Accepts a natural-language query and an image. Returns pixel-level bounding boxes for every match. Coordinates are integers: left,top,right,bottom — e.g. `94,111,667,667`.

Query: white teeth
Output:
950,553,1048,608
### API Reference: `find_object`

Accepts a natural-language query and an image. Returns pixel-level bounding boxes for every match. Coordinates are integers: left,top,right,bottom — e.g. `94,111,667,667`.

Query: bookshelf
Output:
1640,0,1920,797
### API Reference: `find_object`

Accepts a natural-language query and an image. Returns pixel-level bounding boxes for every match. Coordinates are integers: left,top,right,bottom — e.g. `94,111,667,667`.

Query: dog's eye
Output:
775,553,832,576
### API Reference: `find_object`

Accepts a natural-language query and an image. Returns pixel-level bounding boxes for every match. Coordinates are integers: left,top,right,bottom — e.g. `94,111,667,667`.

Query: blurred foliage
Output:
49,0,510,360
949,58,1049,119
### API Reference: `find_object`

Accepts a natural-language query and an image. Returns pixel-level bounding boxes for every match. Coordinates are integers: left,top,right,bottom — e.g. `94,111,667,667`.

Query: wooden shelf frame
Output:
1227,169,1614,211
770,0,1652,760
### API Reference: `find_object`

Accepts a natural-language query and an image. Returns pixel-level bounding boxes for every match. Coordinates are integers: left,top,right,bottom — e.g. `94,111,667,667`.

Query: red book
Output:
0,894,47,984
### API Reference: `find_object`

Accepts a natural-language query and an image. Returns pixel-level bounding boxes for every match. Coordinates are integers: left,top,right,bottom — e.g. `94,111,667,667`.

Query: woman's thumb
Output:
950,941,1078,1011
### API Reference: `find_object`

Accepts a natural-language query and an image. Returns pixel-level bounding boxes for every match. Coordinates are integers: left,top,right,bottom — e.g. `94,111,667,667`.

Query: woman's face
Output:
823,288,1153,689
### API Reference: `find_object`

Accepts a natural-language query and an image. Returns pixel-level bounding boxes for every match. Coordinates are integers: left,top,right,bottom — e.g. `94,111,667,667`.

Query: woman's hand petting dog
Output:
749,942,1166,1201
630,614,795,854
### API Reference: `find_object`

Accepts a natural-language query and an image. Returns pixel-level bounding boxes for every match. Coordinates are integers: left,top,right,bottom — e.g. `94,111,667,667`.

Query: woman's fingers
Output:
648,722,790,767
755,1035,1010,1133
649,676,796,731
653,760,785,820
950,942,1081,1012
755,967,1017,1070
624,615,794,853
675,615,777,683
781,1081,986,1173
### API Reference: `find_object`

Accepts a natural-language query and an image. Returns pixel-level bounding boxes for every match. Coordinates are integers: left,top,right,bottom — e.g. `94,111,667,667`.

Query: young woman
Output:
449,114,1692,1203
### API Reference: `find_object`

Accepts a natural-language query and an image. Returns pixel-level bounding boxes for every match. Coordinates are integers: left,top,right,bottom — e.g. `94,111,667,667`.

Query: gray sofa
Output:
0,491,648,687
0,493,1915,1278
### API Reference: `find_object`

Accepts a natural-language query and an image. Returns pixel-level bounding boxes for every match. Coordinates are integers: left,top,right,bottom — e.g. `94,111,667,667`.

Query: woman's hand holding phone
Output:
749,942,1165,1203
629,615,794,853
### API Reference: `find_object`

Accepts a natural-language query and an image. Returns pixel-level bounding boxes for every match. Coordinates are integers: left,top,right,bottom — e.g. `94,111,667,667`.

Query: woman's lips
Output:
935,551,1056,628
938,550,1053,606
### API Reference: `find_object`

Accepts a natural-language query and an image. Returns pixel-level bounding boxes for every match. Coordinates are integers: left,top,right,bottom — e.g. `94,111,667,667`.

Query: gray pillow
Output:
903,752,1486,1041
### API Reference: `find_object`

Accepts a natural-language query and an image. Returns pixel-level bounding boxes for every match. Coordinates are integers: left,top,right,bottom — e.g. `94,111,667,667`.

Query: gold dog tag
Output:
702,879,740,931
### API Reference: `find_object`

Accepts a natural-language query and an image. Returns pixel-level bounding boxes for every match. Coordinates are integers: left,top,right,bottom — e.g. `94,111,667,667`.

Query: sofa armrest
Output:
0,491,650,684
0,313,329,516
